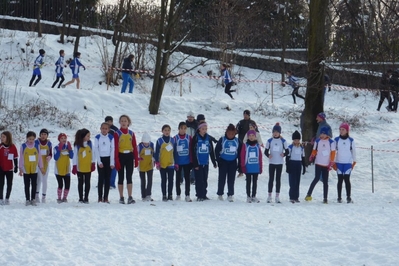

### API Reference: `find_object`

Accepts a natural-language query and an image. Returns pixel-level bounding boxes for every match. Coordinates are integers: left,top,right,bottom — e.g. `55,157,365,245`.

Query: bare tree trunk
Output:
74,0,85,55
67,0,77,37
37,0,42,37
302,0,329,161
149,0,168,114
59,0,66,43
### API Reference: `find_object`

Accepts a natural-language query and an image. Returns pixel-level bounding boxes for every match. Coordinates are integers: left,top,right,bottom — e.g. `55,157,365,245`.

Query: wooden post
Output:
371,145,374,193
106,66,111,91
180,75,183,97
271,79,274,103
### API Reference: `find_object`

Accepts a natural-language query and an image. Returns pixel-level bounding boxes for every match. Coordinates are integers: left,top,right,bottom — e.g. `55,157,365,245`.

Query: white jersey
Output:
334,137,356,164
266,137,288,165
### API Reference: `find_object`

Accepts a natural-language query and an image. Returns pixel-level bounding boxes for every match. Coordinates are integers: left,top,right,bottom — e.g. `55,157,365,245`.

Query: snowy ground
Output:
0,29,399,265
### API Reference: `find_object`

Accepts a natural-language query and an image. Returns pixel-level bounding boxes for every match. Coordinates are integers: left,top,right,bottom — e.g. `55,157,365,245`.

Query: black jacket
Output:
122,58,134,74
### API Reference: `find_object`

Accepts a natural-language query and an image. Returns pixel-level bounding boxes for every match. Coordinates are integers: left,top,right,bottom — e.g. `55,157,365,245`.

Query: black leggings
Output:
98,157,111,200
337,174,351,199
246,173,258,197
175,164,191,196
56,175,71,190
139,170,153,199
118,152,134,185
77,172,91,201
268,164,283,193
0,170,13,199
52,75,65,88
23,173,38,200
29,75,42,86
292,87,305,103
224,82,235,99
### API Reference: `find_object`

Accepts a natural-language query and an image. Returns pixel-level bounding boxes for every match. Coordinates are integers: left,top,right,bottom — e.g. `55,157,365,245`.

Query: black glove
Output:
285,164,290,174
222,83,225,87
14,166,18,173
213,162,217,168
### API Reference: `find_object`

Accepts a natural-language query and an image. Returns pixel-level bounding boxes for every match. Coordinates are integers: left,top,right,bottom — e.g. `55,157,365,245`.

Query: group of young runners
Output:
0,111,357,206
29,49,86,89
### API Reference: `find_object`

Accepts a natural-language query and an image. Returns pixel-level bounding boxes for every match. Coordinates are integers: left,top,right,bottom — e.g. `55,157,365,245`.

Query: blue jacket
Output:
191,133,216,167
70,57,85,75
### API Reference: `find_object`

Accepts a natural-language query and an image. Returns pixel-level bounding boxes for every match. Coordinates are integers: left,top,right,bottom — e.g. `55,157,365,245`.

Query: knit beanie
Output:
58,133,67,141
317,112,326,120
243,110,251,116
40,128,49,135
292,130,301,140
197,114,205,121
339,122,350,132
187,111,195,118
39,49,45,55
320,126,329,135
272,123,281,134
141,132,151,143
247,130,256,137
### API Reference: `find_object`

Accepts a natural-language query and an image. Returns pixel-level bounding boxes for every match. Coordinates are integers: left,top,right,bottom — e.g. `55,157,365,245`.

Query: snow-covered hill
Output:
0,29,398,265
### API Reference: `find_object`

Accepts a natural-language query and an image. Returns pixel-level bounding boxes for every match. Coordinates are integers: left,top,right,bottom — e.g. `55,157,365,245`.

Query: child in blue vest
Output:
191,122,217,201
72,128,96,203
29,49,45,87
240,130,262,203
138,132,155,201
265,123,289,203
286,130,306,203
19,131,44,206
215,124,241,202
333,123,356,203
155,125,176,202
94,123,115,203
173,122,193,202
62,52,86,89
52,49,66,88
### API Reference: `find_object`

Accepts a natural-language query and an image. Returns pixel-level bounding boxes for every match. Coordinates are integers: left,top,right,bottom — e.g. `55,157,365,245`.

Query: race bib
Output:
145,149,151,155
177,145,183,152
40,149,47,155
249,152,256,158
322,150,329,157
82,150,87,158
29,155,36,162
8,153,14,160
229,146,237,152
273,146,280,152
165,144,173,152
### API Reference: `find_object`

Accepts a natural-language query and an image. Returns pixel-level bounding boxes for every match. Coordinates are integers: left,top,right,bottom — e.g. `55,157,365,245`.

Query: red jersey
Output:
0,144,18,171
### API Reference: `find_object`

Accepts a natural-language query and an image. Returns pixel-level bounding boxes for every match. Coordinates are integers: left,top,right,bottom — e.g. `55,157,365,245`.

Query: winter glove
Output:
302,166,306,175
91,163,96,172
155,162,160,170
213,162,217,168
58,143,64,151
222,83,225,87
46,156,51,162
309,155,315,163
14,166,18,173
72,165,77,175
352,162,356,169
83,66,86,71
333,163,337,171
67,141,72,151
174,164,179,171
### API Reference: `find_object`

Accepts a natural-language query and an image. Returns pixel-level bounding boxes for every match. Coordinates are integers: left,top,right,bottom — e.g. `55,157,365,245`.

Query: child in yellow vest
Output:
114,114,139,204
19,131,44,206
35,128,52,203
138,132,154,201
54,133,74,203
72,128,96,203
154,125,176,201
